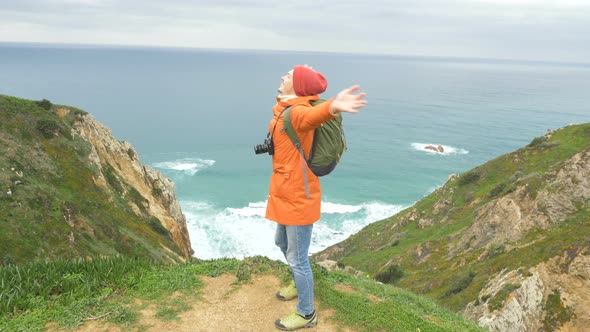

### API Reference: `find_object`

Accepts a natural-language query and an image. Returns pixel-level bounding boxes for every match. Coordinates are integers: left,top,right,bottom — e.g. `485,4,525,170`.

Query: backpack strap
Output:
282,106,311,198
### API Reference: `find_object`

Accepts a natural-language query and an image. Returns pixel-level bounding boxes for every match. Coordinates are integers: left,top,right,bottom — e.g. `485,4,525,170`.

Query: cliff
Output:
0,95,192,264
70,112,192,257
314,123,590,331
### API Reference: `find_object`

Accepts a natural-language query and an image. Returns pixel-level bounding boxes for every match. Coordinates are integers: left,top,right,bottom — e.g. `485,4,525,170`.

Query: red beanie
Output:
293,65,327,96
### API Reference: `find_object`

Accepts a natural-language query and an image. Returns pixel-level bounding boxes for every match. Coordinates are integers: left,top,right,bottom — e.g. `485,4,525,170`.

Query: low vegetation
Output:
541,289,575,332
315,122,590,314
0,94,182,265
3,93,588,330
487,283,520,312
0,256,484,332
374,264,404,284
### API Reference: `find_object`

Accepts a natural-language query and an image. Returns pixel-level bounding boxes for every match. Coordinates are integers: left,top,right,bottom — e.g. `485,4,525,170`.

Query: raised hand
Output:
330,85,367,114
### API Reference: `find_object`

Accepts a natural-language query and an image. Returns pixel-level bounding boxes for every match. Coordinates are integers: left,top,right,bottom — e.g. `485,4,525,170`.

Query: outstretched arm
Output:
330,85,367,115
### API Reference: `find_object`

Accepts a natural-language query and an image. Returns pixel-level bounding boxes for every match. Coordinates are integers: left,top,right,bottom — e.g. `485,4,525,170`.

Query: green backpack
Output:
282,99,347,197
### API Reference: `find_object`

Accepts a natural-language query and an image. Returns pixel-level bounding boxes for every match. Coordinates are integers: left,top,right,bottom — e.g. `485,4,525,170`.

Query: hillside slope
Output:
314,123,590,331
0,256,484,332
0,95,192,264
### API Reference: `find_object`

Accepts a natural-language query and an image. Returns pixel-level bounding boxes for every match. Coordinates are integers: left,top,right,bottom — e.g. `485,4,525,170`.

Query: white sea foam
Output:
179,201,213,211
184,204,281,260
153,158,215,175
310,201,404,253
321,202,363,214
411,143,469,155
226,201,267,217
182,199,405,261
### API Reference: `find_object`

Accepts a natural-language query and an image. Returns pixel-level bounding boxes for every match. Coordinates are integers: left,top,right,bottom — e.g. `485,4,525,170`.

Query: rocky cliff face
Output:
68,111,193,258
464,250,590,332
453,149,590,254
313,124,590,332
459,148,590,332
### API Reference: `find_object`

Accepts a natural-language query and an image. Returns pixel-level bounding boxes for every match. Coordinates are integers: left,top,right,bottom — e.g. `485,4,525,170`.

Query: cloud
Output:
0,0,589,62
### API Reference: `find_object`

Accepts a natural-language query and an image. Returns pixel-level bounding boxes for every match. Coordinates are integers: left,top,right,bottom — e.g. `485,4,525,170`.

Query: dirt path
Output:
65,274,356,332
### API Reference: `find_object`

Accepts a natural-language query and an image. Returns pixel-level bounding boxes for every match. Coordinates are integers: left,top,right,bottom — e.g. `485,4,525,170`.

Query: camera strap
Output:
269,106,314,198
269,107,290,140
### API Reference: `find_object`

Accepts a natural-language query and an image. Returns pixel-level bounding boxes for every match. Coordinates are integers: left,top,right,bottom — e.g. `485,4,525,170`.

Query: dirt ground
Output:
55,274,356,332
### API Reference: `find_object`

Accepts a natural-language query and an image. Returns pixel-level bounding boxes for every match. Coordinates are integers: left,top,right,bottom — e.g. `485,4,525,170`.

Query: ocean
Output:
1,43,588,261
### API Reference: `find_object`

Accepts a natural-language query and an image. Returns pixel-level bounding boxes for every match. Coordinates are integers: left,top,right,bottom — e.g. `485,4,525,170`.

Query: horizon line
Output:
1,41,589,68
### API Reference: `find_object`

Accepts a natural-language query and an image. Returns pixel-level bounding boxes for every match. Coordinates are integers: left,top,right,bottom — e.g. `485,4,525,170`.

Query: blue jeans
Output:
275,224,314,316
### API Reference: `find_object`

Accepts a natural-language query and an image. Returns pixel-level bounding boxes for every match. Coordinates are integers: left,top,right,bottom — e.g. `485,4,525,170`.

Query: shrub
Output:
487,244,506,258
152,187,163,198
103,164,124,193
458,171,481,186
148,217,171,237
527,136,546,147
539,141,561,151
489,183,506,198
36,99,52,110
509,170,524,182
374,264,403,284
235,260,252,282
444,270,475,297
70,107,88,116
127,187,148,213
127,148,136,160
488,283,520,311
542,289,575,332
36,119,61,139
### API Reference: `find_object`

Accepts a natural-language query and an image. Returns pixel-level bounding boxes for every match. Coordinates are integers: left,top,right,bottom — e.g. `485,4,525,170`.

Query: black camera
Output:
254,133,274,155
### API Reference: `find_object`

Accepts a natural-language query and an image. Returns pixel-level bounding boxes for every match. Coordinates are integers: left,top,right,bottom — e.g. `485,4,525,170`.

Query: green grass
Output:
315,267,484,331
0,256,152,331
0,94,185,265
0,256,483,332
3,95,588,329
315,123,590,314
0,256,243,331
487,283,520,312
542,289,575,332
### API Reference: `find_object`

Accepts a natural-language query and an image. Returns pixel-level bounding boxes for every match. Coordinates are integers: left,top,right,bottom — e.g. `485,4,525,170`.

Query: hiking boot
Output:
276,280,297,301
275,311,317,331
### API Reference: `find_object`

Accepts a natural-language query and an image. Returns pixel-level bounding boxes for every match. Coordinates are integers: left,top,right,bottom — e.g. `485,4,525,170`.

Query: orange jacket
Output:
265,95,335,226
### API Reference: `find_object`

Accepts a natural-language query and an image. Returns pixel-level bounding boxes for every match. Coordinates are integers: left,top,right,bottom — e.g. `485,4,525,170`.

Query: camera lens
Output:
254,135,273,155
254,144,268,154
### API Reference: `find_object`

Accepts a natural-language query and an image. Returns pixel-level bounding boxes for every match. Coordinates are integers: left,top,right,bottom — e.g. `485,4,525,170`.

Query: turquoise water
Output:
1,44,589,259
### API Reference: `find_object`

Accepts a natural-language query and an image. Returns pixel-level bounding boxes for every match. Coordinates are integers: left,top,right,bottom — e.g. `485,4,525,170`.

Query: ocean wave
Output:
321,202,363,214
226,202,267,217
179,201,214,211
183,207,280,260
310,201,404,253
411,143,469,155
181,199,405,261
152,158,215,175
224,200,398,217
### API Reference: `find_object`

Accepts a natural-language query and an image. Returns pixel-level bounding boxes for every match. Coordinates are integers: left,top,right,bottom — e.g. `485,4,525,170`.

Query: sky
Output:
1,0,589,63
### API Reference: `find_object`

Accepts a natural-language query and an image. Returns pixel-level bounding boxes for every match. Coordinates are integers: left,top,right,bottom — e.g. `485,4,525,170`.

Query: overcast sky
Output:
1,0,589,63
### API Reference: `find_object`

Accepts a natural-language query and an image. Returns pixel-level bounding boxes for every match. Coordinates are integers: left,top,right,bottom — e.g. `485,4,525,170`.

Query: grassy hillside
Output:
0,256,484,332
0,94,484,332
314,123,590,312
0,95,183,264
